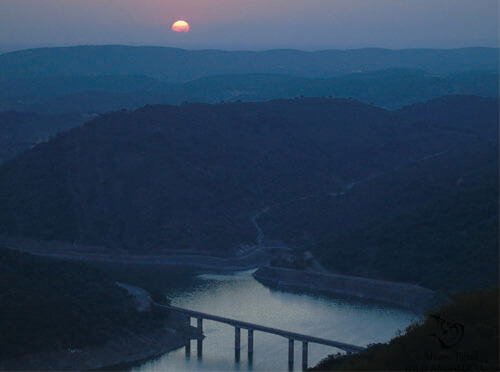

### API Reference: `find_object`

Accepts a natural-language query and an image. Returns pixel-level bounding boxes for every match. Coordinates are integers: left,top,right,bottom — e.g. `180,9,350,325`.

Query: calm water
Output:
133,270,417,372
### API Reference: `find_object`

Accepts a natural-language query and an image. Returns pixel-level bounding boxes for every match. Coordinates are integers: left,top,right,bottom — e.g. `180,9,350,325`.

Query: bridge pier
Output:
197,339,203,359
235,327,241,350
302,341,308,370
185,316,191,357
248,329,254,354
196,317,203,360
248,329,254,365
197,317,203,337
288,339,294,370
158,304,365,365
235,327,241,361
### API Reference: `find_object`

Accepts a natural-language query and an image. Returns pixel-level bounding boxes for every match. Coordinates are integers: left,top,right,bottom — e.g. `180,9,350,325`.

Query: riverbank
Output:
0,234,289,271
2,234,446,313
0,279,196,372
253,265,445,313
0,311,193,371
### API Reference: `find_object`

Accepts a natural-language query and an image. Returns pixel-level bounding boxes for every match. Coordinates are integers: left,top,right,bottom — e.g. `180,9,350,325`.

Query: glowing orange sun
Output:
172,20,190,32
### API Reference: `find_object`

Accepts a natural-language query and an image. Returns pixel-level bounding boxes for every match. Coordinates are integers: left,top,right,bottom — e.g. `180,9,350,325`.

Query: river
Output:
132,269,417,372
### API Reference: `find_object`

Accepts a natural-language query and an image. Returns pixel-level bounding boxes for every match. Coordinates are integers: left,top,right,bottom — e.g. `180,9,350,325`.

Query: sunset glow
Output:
172,20,190,32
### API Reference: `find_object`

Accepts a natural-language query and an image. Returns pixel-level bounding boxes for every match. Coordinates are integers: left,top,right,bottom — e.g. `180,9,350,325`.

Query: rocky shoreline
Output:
253,265,446,314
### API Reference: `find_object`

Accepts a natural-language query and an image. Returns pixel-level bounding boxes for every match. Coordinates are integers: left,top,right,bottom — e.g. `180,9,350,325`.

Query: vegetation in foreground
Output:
311,288,499,371
0,247,167,361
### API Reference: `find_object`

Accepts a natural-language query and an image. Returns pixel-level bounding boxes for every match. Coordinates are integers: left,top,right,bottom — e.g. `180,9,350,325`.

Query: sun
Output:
172,20,190,33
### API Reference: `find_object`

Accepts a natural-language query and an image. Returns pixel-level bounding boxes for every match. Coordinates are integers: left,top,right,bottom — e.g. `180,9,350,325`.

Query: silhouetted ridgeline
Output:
0,46,497,115
1,46,497,81
253,266,443,313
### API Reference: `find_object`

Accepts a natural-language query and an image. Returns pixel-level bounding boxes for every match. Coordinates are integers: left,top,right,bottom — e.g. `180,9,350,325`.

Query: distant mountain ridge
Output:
1,69,497,114
0,45,497,82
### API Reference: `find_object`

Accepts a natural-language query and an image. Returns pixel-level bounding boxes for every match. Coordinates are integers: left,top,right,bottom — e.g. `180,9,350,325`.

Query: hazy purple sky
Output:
0,0,498,51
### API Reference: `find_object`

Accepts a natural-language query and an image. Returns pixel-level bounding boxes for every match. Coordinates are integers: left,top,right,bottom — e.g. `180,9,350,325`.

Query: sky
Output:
0,0,498,51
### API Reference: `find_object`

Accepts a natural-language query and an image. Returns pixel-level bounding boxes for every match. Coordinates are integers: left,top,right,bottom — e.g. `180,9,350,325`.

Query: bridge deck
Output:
155,303,365,353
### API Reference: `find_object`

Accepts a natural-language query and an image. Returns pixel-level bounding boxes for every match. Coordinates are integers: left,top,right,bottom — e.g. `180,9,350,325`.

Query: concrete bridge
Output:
154,303,365,369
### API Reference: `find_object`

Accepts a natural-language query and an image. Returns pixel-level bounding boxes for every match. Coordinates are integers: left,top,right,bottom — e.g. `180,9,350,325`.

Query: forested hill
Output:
0,96,497,293
260,140,498,294
0,247,158,360
311,288,499,371
0,46,497,82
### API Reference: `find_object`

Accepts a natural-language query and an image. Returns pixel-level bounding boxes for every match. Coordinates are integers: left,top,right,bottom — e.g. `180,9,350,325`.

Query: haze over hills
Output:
0,46,498,82
0,69,498,115
0,95,496,293
1,0,498,368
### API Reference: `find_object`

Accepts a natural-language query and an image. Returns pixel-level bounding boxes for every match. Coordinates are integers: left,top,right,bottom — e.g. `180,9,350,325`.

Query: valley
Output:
0,41,497,371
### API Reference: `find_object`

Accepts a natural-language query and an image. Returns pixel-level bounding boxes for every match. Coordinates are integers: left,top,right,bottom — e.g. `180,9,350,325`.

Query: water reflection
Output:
133,270,418,372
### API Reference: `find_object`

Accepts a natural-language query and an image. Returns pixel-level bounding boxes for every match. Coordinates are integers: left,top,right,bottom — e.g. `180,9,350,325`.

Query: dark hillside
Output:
260,141,498,293
0,97,494,253
256,96,499,293
0,247,161,360
398,95,499,139
311,288,499,371
0,96,496,294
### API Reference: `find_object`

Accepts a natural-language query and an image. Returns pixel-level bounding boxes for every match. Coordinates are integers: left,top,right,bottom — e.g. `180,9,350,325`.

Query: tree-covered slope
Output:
398,94,499,139
0,247,162,360
311,288,499,371
0,97,495,254
259,139,498,294
0,96,497,295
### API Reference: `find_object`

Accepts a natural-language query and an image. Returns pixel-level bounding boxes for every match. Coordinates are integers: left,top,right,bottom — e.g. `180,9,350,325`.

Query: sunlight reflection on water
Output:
133,270,418,372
